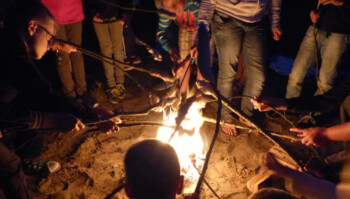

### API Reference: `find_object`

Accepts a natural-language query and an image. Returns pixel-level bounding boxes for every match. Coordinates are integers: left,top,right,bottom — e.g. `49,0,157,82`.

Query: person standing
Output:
285,0,350,99
42,0,96,106
199,0,282,120
90,0,127,104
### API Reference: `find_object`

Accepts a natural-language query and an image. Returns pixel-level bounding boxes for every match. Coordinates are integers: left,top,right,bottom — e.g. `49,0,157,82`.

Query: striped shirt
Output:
157,0,200,53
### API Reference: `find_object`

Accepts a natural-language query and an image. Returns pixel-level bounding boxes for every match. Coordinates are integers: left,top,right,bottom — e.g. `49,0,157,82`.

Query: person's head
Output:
4,0,56,59
124,139,184,199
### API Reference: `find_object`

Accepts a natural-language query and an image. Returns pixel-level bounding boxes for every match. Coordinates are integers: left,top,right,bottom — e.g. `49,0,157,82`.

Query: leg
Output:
93,22,116,88
315,32,350,95
109,21,125,85
65,21,86,96
0,142,29,199
241,20,267,117
212,12,243,119
286,26,317,99
55,24,76,97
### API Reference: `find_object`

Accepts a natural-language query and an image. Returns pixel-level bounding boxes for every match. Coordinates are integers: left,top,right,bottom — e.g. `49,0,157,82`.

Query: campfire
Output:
156,101,206,194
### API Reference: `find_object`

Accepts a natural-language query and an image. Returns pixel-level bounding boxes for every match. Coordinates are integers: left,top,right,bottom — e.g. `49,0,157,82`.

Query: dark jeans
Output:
212,11,267,118
56,21,87,97
0,141,29,199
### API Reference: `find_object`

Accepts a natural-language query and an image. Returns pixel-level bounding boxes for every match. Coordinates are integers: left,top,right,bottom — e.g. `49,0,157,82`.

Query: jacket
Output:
41,0,84,25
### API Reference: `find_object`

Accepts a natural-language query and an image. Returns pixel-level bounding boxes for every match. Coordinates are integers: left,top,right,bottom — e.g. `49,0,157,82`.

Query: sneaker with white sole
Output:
23,159,61,175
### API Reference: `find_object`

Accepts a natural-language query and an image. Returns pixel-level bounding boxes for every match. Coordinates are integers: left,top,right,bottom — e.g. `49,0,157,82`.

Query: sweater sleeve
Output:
156,8,176,53
270,0,282,30
0,102,45,131
287,76,350,113
198,0,216,30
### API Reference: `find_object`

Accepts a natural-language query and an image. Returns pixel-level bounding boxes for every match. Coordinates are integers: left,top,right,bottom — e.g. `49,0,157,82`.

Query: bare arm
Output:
291,122,350,146
265,153,337,199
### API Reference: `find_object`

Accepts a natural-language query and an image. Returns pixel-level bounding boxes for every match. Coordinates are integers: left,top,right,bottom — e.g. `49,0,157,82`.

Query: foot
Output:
221,119,238,136
107,84,126,104
124,55,141,65
23,159,61,175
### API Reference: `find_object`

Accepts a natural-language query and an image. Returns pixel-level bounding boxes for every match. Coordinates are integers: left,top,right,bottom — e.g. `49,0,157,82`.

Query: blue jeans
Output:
286,26,350,99
212,11,266,118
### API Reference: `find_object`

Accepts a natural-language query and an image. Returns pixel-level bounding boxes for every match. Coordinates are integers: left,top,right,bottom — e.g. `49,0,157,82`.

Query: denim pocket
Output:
213,12,231,25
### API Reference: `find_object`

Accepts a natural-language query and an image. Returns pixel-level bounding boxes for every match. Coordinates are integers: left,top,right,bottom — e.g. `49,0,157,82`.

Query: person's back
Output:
124,140,183,199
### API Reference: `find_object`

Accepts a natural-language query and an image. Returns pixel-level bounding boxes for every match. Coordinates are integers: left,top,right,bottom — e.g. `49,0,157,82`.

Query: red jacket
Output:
41,0,84,25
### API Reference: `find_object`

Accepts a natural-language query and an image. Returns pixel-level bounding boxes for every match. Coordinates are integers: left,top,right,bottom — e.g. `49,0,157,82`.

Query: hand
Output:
250,96,287,112
319,0,344,6
41,112,85,132
93,13,103,23
272,28,282,41
170,48,180,63
117,15,127,26
190,45,198,58
93,107,121,135
290,127,329,146
310,10,320,23
263,153,286,176
57,42,77,53
117,19,125,26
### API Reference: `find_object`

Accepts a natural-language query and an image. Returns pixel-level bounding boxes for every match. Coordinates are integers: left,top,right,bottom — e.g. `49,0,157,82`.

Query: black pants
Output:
0,141,29,199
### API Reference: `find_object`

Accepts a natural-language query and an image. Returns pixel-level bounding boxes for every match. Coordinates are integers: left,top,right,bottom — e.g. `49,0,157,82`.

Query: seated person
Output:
264,152,350,199
124,139,184,199
1,1,119,134
0,102,84,199
0,1,120,198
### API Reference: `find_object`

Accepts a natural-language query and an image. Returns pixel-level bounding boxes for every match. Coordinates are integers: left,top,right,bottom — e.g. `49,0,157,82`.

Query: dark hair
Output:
4,0,54,33
124,140,180,199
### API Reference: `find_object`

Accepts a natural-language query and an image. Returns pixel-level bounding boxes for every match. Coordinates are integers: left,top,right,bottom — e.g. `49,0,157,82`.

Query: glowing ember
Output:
156,102,206,193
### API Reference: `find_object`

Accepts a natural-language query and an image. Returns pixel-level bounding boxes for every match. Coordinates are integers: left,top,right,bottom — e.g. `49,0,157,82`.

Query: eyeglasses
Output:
37,24,56,46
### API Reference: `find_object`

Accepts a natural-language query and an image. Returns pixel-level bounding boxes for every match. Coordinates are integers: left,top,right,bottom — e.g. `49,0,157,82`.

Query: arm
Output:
198,0,216,31
0,102,84,132
156,9,175,54
319,0,344,6
265,153,337,199
270,0,282,41
290,122,350,146
251,96,287,112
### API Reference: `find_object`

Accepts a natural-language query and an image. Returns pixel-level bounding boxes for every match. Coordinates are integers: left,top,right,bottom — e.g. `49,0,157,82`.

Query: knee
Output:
4,153,22,175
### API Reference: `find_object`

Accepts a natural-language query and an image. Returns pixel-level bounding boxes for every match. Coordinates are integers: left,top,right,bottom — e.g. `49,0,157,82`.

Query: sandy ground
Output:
29,76,344,199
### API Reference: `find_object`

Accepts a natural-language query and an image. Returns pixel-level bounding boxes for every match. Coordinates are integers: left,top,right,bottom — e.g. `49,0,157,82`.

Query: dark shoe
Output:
153,81,175,91
78,92,99,108
23,159,61,175
125,56,141,65
107,84,126,104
